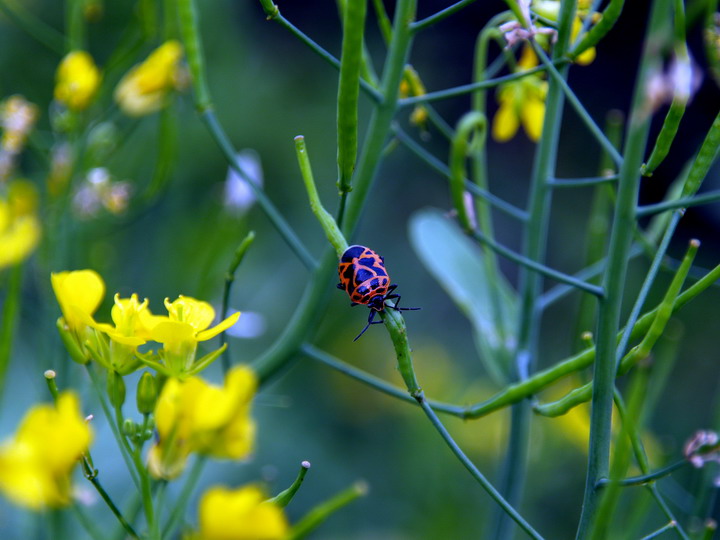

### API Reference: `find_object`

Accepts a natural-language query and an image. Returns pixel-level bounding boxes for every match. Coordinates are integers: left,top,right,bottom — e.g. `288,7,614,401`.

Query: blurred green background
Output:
1,0,720,538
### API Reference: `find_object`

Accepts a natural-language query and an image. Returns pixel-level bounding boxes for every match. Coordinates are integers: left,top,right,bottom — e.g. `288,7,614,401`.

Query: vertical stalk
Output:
253,0,418,381
575,0,670,537
0,263,22,401
492,2,576,539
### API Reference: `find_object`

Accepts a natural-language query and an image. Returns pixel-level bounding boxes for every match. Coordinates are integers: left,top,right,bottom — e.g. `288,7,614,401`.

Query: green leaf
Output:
409,208,518,384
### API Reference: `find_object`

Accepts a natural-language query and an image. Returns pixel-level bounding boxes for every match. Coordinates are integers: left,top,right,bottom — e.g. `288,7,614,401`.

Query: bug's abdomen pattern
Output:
337,245,390,306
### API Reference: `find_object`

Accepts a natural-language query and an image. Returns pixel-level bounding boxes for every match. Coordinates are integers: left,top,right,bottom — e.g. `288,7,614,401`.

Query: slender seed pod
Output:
336,0,368,196
570,0,625,61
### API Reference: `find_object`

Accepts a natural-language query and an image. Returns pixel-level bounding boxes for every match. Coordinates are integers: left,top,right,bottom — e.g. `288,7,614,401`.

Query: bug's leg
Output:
353,310,376,341
337,283,345,290
386,293,421,312
350,302,360,307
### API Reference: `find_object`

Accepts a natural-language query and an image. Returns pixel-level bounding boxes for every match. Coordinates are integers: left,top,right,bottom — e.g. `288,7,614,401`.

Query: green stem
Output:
596,460,687,487
575,1,669,536
397,63,562,107
66,0,85,51
85,364,140,488
449,112,487,232
418,399,544,539
87,474,140,539
0,0,65,53
637,190,720,216
393,125,528,220
300,343,465,415
162,457,207,537
70,504,104,540
411,0,478,32
470,230,604,297
270,13,382,102
538,245,644,311
269,461,311,507
493,2,576,537
532,44,624,167
177,0,211,111
639,521,677,540
468,259,720,419
548,174,618,187
295,136,348,256
0,263,22,401
615,212,682,365
201,110,316,271
221,231,256,373
286,482,368,540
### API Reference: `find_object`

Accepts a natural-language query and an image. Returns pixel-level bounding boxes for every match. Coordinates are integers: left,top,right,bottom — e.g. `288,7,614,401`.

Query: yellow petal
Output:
55,51,101,111
492,102,520,142
576,46,596,66
199,485,289,540
521,97,546,142
517,44,539,70
0,213,41,269
150,320,196,345
51,270,105,332
165,296,216,332
196,311,240,342
0,392,92,509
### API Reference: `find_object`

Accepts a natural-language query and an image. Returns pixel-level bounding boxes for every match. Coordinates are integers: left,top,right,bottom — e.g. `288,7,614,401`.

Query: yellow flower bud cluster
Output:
54,51,101,111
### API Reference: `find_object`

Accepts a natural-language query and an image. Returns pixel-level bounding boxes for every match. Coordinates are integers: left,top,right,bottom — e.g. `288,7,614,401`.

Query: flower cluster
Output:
492,46,548,142
0,392,92,509
148,365,256,479
51,269,239,377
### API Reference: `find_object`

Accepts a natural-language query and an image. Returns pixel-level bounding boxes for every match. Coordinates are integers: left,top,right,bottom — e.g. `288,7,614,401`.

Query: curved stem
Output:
596,460,688,487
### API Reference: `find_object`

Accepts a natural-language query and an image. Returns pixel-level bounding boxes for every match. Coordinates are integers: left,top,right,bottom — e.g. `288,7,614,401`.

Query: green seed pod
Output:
107,370,126,407
136,372,158,415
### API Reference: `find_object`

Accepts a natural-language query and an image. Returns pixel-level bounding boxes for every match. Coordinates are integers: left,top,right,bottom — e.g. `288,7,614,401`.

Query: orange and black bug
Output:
337,245,420,341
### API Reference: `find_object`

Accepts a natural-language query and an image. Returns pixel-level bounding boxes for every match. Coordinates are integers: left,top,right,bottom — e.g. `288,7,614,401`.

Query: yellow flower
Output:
0,180,41,270
150,295,240,376
92,293,166,374
94,293,164,347
0,392,93,509
148,365,256,479
492,47,547,142
114,41,184,116
195,485,289,540
54,51,101,111
51,269,105,334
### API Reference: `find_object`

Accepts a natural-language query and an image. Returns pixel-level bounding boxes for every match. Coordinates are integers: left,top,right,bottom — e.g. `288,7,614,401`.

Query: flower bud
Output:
106,370,126,407
122,418,137,437
136,372,157,415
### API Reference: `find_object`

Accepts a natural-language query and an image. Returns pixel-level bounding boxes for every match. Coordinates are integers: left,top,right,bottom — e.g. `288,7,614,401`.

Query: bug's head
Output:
368,295,385,311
